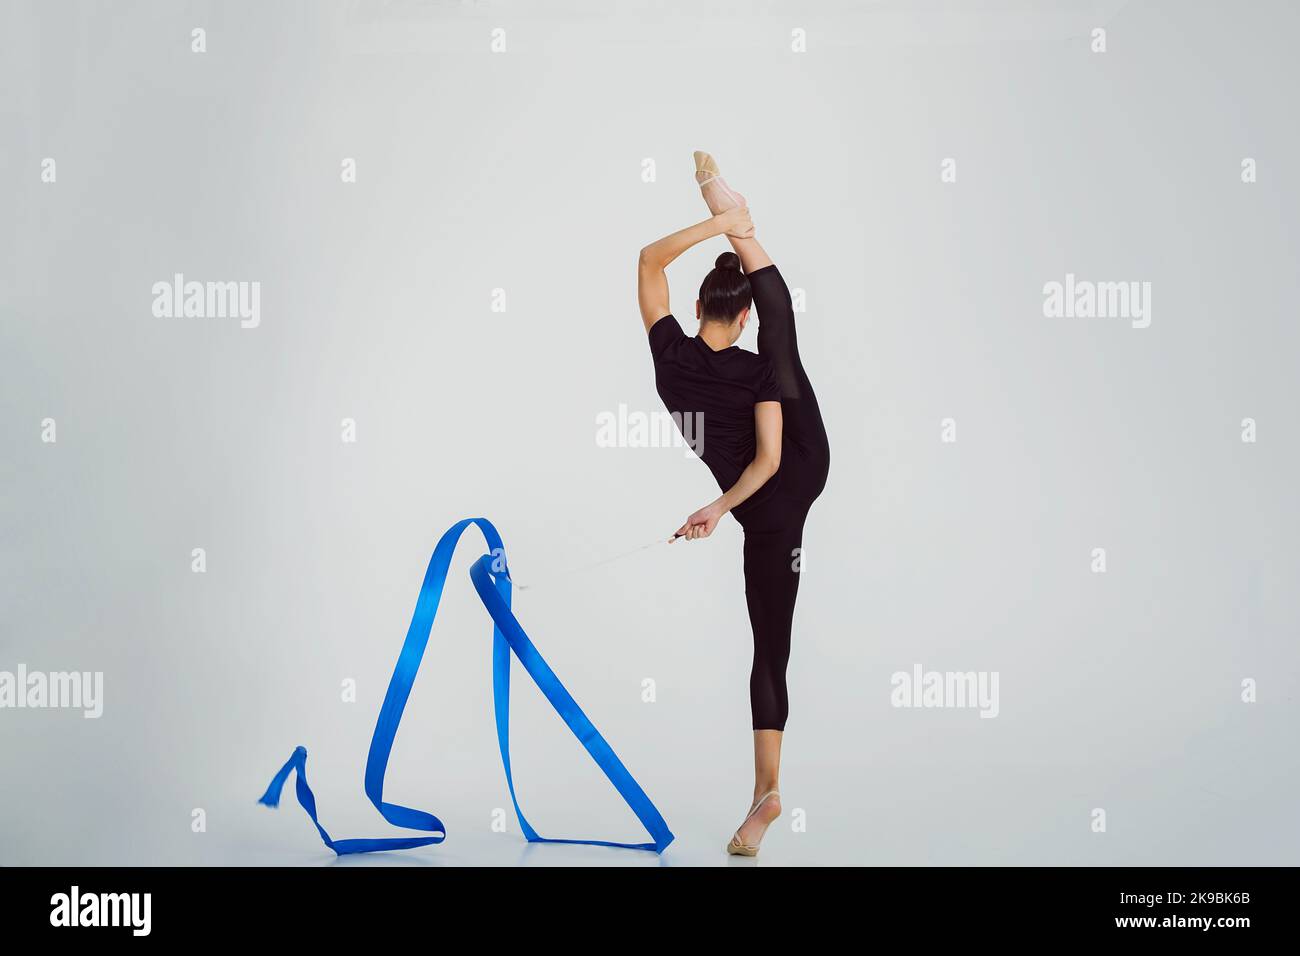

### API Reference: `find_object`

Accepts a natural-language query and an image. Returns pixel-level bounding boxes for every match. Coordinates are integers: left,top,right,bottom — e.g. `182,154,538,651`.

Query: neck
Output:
698,321,734,351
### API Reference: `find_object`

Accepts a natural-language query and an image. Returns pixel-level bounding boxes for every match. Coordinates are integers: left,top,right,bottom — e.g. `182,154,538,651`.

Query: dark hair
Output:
698,252,752,322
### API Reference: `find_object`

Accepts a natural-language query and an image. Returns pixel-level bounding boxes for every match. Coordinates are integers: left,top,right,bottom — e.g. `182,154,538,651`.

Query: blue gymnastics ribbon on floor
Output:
258,517,673,855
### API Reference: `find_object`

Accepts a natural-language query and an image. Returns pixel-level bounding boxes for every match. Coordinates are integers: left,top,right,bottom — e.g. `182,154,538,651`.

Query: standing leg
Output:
744,526,800,732
732,516,804,851
733,730,783,851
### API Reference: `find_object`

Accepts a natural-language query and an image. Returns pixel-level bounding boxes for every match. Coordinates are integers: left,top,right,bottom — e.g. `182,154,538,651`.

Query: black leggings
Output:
733,265,830,731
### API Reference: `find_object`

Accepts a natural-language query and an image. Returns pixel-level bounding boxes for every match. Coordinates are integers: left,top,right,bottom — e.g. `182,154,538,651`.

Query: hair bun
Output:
715,251,741,271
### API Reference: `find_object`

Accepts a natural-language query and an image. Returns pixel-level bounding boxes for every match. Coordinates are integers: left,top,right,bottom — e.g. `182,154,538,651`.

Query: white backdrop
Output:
2,0,1297,866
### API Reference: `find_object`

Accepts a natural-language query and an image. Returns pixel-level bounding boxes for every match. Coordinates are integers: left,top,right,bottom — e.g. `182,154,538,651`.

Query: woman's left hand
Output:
671,499,728,542
716,206,754,239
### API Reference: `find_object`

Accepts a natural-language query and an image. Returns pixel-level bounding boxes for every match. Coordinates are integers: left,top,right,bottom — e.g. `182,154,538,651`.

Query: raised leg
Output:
749,267,830,500
695,151,773,273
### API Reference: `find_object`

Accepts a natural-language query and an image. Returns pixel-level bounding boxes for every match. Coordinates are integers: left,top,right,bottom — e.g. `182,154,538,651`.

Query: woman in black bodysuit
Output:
637,153,830,856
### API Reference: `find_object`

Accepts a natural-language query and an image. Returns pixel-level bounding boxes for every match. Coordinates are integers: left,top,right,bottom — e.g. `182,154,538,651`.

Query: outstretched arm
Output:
638,207,753,332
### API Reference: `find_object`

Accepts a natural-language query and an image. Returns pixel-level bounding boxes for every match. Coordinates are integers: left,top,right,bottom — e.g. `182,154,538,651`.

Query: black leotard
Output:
649,264,830,730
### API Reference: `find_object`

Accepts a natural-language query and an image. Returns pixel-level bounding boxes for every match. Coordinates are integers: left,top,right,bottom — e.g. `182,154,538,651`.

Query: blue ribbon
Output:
258,518,674,855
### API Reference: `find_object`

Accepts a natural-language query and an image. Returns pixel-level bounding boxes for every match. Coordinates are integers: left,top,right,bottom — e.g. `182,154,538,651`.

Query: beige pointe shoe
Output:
694,150,747,214
726,789,780,857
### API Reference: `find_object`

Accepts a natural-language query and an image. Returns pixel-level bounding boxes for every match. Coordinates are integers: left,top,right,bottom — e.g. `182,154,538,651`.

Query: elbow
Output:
760,450,781,478
638,246,661,271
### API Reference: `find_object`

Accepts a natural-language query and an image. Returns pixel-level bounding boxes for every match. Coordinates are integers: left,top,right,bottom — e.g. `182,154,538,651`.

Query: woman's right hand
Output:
716,206,754,239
